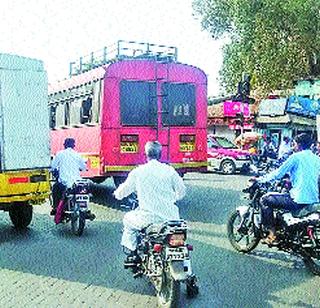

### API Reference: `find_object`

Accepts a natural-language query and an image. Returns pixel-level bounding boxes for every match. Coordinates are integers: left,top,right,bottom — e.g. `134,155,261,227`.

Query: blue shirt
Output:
260,150,320,204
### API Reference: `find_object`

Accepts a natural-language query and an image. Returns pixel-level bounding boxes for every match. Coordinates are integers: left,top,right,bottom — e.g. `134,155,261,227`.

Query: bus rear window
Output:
162,83,196,126
120,80,157,126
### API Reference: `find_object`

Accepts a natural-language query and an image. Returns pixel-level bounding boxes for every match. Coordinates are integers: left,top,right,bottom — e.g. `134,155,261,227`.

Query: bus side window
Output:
92,80,101,124
80,97,93,124
49,105,56,129
55,102,65,127
64,102,70,126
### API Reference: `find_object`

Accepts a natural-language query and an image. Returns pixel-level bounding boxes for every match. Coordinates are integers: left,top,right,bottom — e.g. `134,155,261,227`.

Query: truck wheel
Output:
9,202,33,229
91,177,106,184
220,160,236,174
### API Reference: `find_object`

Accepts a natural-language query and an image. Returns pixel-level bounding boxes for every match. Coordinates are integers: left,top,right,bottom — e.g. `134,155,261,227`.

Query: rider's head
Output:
64,138,75,149
145,141,162,161
294,133,312,151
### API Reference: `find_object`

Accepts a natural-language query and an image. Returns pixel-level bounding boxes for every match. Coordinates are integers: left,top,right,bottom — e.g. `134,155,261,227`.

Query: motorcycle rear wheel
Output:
303,256,320,276
157,270,180,308
71,211,86,236
227,210,260,253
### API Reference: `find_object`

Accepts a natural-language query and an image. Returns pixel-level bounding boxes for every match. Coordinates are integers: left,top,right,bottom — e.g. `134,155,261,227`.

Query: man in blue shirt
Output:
259,133,320,243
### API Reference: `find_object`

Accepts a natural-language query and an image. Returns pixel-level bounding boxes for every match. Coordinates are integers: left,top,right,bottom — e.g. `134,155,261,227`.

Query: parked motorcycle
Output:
54,179,95,236
227,178,320,275
125,220,198,307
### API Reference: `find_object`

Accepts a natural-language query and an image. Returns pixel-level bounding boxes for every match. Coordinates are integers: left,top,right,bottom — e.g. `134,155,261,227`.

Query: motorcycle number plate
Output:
166,247,188,261
75,195,89,208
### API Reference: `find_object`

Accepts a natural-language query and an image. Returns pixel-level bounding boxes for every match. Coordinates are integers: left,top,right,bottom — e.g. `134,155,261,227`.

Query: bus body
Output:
49,42,208,182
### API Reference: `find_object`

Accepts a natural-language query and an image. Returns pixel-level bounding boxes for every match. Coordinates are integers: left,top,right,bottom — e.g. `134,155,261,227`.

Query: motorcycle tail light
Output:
187,244,193,251
153,244,163,253
168,233,185,247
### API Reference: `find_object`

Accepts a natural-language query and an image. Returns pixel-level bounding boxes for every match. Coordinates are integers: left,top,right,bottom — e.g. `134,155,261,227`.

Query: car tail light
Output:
153,244,163,253
168,233,185,247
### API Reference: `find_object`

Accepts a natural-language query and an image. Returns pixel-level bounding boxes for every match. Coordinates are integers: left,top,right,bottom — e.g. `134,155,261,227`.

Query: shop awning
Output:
256,114,316,126
256,115,290,124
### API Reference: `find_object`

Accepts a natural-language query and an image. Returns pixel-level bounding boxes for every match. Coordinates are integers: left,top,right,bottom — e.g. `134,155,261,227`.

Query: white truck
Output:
0,53,50,228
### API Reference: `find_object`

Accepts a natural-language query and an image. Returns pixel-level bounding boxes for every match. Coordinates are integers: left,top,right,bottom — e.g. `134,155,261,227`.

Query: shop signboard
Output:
259,98,287,116
223,100,250,117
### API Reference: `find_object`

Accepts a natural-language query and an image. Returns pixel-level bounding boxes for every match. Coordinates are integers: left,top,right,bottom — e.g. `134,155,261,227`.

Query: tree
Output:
193,0,320,96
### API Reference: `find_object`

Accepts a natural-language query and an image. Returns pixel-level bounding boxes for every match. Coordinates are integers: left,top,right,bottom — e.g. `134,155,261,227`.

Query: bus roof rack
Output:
69,40,178,77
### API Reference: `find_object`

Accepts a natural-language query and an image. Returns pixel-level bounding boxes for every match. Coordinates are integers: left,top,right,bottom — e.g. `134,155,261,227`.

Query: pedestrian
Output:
113,141,186,265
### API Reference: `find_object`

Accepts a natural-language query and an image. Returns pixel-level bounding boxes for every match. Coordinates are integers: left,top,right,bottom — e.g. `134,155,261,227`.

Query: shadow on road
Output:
189,237,315,307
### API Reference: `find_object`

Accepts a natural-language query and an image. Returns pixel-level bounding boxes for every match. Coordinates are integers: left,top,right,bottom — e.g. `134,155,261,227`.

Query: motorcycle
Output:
227,178,320,275
249,156,280,175
54,179,95,236
125,220,198,307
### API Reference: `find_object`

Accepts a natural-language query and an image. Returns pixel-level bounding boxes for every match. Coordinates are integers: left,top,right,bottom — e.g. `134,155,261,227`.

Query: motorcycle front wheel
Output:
157,270,180,308
227,210,260,253
303,255,320,276
71,211,86,236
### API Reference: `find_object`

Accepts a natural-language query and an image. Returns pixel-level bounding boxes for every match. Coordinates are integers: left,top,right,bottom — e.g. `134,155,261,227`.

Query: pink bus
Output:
48,41,208,184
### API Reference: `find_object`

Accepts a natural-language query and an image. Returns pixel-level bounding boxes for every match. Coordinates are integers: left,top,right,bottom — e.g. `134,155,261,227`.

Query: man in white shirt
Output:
114,141,186,259
51,138,87,215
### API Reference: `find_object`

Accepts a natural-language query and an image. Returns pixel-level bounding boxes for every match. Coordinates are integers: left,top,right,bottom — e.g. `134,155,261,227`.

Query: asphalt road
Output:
0,173,319,307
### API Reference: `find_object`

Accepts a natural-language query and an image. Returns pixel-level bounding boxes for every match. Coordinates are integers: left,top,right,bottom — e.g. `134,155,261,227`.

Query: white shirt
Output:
114,159,186,220
260,150,320,204
278,141,292,159
51,148,87,188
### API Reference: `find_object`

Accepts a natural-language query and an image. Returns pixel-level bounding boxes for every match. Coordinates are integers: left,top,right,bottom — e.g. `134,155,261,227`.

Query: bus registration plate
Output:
120,142,138,153
180,142,195,152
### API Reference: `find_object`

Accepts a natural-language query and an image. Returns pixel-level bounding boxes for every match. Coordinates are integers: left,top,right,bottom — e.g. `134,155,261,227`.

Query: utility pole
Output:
237,73,251,147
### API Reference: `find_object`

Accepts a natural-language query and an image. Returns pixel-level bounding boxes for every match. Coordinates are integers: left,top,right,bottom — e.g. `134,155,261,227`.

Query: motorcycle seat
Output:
291,204,320,218
144,223,164,235
143,220,186,235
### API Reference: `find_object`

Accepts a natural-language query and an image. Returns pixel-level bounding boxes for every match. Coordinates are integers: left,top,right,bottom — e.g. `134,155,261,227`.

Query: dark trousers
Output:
260,192,301,229
52,182,67,209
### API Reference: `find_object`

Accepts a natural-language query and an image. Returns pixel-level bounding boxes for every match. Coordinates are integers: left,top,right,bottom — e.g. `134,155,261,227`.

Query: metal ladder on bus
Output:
153,57,170,149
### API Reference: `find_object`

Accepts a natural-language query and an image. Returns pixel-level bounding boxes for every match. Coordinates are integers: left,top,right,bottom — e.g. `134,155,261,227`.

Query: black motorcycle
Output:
54,179,95,236
227,179,320,275
125,220,198,307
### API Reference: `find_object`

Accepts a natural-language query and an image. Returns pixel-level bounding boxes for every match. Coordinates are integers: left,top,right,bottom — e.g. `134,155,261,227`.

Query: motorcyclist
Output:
113,141,186,265
51,138,94,219
259,133,320,243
